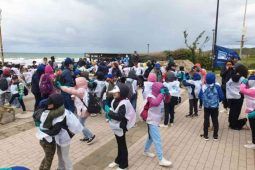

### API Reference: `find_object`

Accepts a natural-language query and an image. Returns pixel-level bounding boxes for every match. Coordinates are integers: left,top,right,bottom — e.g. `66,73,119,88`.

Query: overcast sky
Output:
0,0,254,53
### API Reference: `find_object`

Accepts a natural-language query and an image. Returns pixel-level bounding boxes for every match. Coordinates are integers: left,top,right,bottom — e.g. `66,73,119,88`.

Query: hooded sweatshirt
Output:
240,75,255,113
146,82,169,125
60,77,89,117
143,73,156,99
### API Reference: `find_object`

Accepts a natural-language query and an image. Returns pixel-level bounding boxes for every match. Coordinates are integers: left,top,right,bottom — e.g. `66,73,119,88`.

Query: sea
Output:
3,52,84,66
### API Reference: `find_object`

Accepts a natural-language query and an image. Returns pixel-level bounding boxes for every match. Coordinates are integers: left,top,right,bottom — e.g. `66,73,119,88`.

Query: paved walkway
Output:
0,90,255,170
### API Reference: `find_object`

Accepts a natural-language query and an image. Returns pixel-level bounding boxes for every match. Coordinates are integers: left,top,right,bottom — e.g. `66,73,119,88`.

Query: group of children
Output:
2,56,255,170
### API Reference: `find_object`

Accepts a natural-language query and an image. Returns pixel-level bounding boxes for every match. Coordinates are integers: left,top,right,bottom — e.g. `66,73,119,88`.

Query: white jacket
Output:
36,109,83,146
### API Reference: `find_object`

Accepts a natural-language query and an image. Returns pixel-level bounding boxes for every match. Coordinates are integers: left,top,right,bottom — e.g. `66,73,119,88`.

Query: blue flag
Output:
214,45,240,67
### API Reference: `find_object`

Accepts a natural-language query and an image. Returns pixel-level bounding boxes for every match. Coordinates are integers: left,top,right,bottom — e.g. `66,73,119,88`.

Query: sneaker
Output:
213,137,218,141
170,123,174,127
247,140,253,144
22,111,27,114
143,152,155,158
87,135,95,145
244,143,255,149
194,113,198,117
185,114,192,117
200,134,209,141
116,168,126,170
108,162,118,168
159,124,168,128
159,157,172,167
90,113,98,117
80,138,89,142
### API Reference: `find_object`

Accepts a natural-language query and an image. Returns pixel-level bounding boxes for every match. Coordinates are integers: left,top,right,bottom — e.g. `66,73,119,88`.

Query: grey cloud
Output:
0,0,254,53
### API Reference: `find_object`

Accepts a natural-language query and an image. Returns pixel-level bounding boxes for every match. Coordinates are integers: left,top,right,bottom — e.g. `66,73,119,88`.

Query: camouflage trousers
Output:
39,139,56,170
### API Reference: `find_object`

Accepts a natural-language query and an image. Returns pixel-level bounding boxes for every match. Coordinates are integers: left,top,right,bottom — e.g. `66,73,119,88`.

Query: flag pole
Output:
0,9,4,64
240,0,248,59
212,0,220,72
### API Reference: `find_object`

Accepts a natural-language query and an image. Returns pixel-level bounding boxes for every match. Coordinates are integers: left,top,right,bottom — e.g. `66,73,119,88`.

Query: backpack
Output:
39,74,53,97
80,92,101,114
125,79,134,98
23,86,29,96
203,85,219,108
17,83,29,96
0,77,8,91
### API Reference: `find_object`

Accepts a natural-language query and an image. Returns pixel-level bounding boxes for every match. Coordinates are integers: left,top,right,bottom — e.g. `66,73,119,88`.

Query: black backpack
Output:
80,92,101,114
0,77,8,91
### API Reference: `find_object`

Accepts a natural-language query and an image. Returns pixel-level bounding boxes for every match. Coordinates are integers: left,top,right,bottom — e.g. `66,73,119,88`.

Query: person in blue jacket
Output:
60,57,75,113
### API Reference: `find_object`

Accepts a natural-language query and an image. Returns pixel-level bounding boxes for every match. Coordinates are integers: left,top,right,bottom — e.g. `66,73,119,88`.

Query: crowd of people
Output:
0,53,255,170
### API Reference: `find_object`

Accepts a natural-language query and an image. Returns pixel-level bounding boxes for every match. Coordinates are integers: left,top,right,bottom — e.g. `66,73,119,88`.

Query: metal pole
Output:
240,0,248,58
212,29,215,70
212,0,220,72
0,9,4,64
147,44,150,54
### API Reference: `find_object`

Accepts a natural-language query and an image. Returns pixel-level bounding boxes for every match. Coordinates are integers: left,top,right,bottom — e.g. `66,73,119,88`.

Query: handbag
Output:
140,100,150,121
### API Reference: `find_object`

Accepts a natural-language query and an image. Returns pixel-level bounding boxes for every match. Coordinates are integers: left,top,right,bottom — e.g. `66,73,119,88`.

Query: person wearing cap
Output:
199,73,224,141
151,63,163,82
0,68,12,106
105,83,136,170
36,94,83,170
60,58,75,113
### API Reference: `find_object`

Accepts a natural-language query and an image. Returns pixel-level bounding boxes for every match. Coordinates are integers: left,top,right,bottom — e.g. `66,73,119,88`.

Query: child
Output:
226,72,247,130
59,77,95,144
183,73,202,117
199,73,224,141
240,75,255,149
143,82,172,167
8,75,26,113
142,73,156,100
36,94,83,170
162,71,180,127
105,83,136,170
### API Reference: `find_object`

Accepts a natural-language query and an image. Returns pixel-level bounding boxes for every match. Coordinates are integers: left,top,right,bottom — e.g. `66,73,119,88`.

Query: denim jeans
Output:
144,124,163,160
78,117,94,139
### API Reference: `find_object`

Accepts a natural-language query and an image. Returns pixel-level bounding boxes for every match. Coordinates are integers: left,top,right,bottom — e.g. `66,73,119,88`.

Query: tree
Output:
183,30,209,63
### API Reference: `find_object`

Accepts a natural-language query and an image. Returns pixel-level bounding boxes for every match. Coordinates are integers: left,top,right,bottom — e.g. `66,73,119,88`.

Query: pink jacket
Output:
240,83,255,113
61,77,88,117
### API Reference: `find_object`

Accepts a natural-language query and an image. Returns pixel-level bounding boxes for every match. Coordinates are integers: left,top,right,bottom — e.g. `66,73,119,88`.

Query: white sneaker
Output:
247,140,253,144
244,144,255,149
143,152,155,158
108,162,118,168
159,157,172,167
159,124,168,128
116,168,126,170
170,123,174,127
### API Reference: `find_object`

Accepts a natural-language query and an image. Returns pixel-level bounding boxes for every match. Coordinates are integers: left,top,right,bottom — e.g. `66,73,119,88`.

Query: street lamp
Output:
147,43,150,54
0,8,4,64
